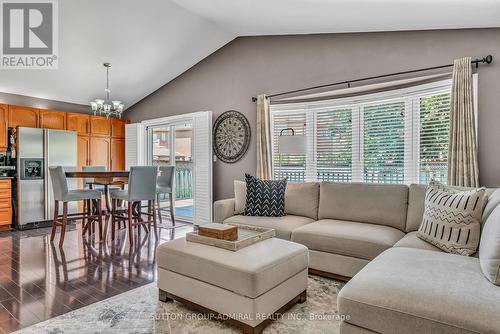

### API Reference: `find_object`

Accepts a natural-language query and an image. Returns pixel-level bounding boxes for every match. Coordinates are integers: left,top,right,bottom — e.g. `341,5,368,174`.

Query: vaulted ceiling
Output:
1,0,499,109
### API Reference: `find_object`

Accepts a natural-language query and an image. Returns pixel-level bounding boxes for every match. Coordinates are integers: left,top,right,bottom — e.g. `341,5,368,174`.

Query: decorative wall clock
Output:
213,110,251,163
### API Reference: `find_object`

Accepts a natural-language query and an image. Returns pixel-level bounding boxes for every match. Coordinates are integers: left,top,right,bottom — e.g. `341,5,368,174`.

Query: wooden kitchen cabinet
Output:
90,136,111,169
90,116,111,136
0,105,8,151
111,138,125,170
0,104,126,173
0,179,12,230
39,109,66,130
77,135,91,169
8,105,39,128
111,118,126,138
67,113,90,134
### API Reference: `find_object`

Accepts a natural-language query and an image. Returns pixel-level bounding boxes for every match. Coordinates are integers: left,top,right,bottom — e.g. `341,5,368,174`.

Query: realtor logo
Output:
1,0,58,69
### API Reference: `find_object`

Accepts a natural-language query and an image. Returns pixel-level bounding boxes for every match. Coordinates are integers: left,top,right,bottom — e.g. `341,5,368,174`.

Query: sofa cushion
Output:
234,181,320,220
234,180,246,214
406,184,497,232
393,231,442,252
417,181,486,256
479,204,500,285
157,238,308,299
223,215,314,240
284,182,320,220
338,247,500,334
318,182,408,231
291,219,404,260
405,184,427,232
481,188,500,223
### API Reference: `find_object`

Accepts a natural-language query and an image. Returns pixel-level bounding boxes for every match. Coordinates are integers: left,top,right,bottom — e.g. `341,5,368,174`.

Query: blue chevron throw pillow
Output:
244,174,287,217
417,180,486,256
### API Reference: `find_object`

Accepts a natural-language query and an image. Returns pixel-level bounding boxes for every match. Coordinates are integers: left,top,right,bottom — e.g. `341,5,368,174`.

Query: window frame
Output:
270,76,478,185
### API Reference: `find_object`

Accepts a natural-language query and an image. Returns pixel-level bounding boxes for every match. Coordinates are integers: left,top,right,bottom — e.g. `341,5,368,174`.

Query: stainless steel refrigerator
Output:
17,127,78,227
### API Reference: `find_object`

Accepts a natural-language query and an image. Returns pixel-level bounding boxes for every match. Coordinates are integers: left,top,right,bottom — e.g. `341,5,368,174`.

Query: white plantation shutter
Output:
270,78,457,185
316,108,353,182
418,93,450,184
271,111,307,181
362,101,406,183
192,111,213,225
125,123,144,170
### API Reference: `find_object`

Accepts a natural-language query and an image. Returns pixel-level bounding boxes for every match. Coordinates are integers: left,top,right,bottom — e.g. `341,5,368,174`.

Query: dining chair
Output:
83,165,124,213
83,165,106,188
109,166,158,247
49,166,103,247
156,166,175,226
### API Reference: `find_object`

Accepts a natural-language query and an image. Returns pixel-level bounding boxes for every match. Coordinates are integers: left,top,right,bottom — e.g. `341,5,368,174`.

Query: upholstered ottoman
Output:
156,237,309,334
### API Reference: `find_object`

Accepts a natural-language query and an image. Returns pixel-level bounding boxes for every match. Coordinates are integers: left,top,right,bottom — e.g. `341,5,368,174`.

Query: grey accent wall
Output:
126,29,500,200
0,92,90,114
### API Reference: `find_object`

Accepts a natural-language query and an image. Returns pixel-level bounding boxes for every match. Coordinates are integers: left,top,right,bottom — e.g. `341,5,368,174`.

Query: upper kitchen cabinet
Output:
8,105,39,128
67,113,90,135
111,118,127,138
90,116,111,136
0,105,8,151
39,109,67,130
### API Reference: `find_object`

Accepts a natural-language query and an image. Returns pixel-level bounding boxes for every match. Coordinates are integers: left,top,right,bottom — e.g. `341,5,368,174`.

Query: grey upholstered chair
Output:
49,166,103,247
82,165,105,188
109,166,158,247
156,166,175,226
83,165,124,212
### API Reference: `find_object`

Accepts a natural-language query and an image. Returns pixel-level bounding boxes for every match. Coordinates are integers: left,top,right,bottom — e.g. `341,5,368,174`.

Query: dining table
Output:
65,171,129,213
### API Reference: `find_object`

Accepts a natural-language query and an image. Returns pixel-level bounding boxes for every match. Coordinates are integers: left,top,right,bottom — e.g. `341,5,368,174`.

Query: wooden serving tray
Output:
186,223,276,251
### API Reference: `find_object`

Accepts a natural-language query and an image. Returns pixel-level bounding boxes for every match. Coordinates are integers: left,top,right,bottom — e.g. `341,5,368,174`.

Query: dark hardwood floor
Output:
0,218,193,333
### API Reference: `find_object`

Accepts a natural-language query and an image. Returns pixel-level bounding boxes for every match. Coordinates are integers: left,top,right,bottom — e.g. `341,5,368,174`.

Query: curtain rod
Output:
251,55,493,102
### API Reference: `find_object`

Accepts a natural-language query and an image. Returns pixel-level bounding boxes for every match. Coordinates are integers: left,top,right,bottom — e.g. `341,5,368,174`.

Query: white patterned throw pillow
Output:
417,180,486,256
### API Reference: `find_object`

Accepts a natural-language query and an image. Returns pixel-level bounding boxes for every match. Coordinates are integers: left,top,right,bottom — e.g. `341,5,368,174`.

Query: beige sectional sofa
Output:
214,181,500,333
214,181,457,278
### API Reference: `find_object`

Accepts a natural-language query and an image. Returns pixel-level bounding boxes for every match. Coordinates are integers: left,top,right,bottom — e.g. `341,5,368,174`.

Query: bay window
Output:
271,79,455,185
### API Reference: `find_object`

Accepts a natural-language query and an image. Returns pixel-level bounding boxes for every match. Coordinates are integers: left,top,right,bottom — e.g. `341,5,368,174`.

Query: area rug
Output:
15,275,345,334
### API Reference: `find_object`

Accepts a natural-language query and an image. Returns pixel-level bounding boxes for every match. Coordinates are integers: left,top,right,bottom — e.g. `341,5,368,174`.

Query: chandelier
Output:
89,62,124,118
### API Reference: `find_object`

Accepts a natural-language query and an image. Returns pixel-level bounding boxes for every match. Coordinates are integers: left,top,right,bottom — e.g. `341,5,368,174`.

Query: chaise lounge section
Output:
338,246,500,333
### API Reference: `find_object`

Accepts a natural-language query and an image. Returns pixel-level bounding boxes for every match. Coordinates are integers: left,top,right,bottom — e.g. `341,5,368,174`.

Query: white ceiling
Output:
0,0,233,108
1,0,499,109
174,0,500,35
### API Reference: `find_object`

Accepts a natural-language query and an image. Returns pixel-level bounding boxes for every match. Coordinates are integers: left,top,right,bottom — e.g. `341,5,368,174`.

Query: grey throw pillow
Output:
417,180,486,256
479,204,500,285
234,180,246,215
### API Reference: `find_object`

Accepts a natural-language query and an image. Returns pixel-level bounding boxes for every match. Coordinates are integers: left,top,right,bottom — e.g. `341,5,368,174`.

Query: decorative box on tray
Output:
198,223,238,241
187,223,276,251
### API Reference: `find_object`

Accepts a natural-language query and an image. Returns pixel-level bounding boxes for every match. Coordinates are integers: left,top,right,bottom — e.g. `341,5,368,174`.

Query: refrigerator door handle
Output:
44,129,49,220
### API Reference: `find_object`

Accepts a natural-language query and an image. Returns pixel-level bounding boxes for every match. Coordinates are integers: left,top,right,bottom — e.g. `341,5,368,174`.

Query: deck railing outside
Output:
175,161,193,199
154,161,193,200
274,164,447,184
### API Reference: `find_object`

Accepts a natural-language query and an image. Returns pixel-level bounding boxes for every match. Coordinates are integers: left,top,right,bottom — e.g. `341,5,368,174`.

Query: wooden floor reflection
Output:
0,220,193,333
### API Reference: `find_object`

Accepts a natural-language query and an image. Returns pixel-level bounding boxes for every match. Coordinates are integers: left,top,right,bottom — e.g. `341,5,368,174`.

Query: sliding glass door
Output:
148,122,193,221
173,123,193,219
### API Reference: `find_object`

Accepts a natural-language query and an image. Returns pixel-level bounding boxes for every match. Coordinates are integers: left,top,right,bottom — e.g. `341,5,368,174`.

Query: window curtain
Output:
447,57,479,187
256,94,272,179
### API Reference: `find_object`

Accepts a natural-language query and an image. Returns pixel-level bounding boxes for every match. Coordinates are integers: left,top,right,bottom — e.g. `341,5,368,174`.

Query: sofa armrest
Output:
214,198,236,223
